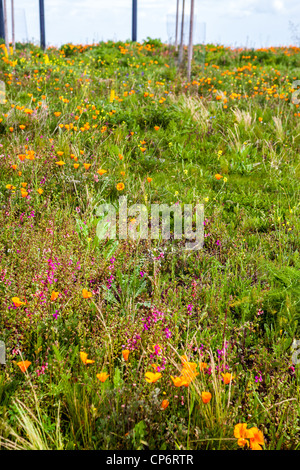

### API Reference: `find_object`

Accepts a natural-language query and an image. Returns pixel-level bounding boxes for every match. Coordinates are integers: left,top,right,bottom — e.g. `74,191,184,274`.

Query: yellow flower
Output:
116,182,125,191
83,163,91,170
97,169,107,175
55,161,65,166
56,151,64,156
82,288,92,299
97,372,109,382
12,297,26,307
37,188,43,195
19,125,26,130
222,372,234,384
249,427,264,450
74,163,79,169
145,371,162,383
80,351,95,365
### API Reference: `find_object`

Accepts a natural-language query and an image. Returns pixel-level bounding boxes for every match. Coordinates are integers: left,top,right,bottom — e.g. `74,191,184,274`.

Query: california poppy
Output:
80,352,95,365
82,288,92,299
17,360,31,372
122,349,130,361
201,391,212,404
96,372,109,382
145,372,162,383
116,182,125,191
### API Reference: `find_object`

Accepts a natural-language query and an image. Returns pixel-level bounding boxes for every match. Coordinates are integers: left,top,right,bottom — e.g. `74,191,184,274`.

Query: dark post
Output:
0,0,4,42
39,0,45,50
132,0,137,42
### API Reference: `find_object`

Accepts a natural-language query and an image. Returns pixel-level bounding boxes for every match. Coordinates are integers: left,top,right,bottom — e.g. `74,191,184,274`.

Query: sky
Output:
5,0,300,49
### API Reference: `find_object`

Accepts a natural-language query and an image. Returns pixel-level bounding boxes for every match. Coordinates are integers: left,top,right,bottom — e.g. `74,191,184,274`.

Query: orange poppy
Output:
17,360,31,372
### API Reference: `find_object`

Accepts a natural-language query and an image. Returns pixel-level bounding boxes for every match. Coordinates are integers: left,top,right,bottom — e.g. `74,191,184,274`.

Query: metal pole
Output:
11,0,14,51
0,0,5,42
175,0,179,51
178,0,185,65
187,0,195,81
132,0,137,42
3,0,8,53
39,0,45,50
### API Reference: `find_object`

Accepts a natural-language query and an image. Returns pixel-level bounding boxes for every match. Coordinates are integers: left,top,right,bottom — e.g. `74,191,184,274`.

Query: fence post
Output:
187,0,195,81
39,0,45,50
178,0,185,65
132,0,137,42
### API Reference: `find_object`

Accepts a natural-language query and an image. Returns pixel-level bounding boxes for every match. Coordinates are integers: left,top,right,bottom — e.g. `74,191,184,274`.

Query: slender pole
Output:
0,0,5,43
187,0,195,81
3,0,8,53
39,0,45,50
175,0,179,51
178,0,185,65
11,0,14,51
132,0,137,42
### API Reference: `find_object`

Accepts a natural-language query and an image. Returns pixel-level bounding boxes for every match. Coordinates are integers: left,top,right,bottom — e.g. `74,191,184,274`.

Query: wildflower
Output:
116,182,125,191
234,423,252,447
20,189,28,198
82,288,92,299
97,169,107,175
145,371,162,383
118,154,124,160
24,108,33,115
161,399,169,410
170,375,189,387
55,161,65,166
249,427,265,450
37,188,43,195
50,291,59,301
154,125,160,131
147,177,152,183
122,349,130,361
11,165,17,170
201,391,212,404
16,360,31,372
83,163,91,170
9,127,14,132
96,372,109,382
56,151,64,156
199,362,208,371
20,182,27,188
12,297,26,307
80,351,95,365
74,163,79,169
140,147,146,152
6,184,16,190
54,112,61,117
215,174,223,180
19,125,25,130
222,372,234,384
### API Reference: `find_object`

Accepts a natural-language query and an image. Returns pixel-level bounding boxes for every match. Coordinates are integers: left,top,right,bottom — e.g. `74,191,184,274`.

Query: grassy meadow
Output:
0,39,299,450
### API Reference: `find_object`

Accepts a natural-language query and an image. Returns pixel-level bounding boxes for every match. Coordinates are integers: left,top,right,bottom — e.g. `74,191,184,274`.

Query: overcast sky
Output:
5,0,300,48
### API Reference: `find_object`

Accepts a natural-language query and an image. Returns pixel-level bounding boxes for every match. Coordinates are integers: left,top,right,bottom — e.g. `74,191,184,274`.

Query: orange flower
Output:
154,125,160,131
140,147,146,152
161,399,169,410
116,182,125,191
170,375,189,387
83,163,91,170
201,391,212,404
147,177,152,183
18,154,26,161
12,297,26,307
97,169,107,175
96,372,109,382
20,189,28,198
199,362,208,371
11,164,17,170
55,161,65,166
234,423,255,448
20,182,27,188
122,349,130,361
17,360,31,372
215,174,223,180
56,151,64,156
50,291,59,301
145,371,162,383
54,111,61,117
24,108,33,115
82,288,92,299
118,154,124,160
249,427,265,450
80,351,95,365
19,125,26,130
74,163,79,169
221,372,234,385
9,127,14,132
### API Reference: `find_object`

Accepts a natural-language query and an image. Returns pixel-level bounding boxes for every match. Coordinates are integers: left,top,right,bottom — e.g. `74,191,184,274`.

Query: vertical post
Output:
11,0,14,51
3,0,8,53
175,0,179,51
0,0,5,42
39,0,45,50
178,0,185,65
187,0,195,81
132,0,137,42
